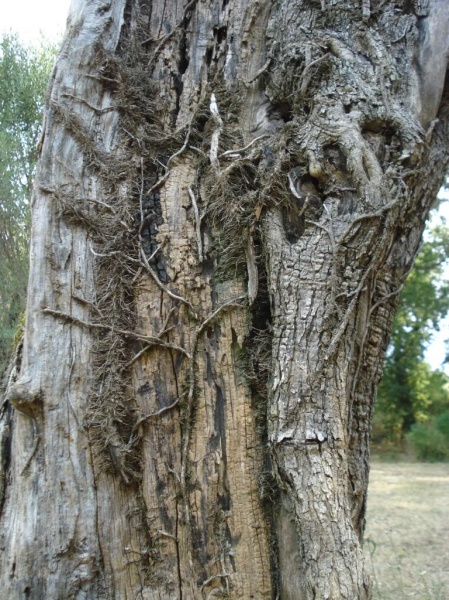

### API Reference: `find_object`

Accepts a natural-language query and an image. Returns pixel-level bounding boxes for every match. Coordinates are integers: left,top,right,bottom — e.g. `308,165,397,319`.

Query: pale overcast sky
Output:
1,0,70,42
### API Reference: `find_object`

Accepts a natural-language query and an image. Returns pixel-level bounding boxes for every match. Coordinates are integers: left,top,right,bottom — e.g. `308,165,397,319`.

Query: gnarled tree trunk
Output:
1,1,449,598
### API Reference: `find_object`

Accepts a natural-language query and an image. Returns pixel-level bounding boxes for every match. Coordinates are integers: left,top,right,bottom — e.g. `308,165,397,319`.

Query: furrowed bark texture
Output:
1,1,449,599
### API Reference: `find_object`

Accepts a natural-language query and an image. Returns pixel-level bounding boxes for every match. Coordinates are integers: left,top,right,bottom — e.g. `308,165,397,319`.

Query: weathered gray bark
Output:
1,1,449,598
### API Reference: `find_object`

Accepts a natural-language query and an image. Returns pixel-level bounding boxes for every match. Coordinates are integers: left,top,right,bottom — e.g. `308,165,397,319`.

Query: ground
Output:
365,461,449,599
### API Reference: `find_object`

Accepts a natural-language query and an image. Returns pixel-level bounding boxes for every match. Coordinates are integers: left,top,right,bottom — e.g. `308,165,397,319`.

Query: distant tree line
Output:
0,33,55,376
374,221,449,459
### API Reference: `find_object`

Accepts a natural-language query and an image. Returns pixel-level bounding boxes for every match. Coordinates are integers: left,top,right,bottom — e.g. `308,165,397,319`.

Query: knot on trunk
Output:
6,380,42,417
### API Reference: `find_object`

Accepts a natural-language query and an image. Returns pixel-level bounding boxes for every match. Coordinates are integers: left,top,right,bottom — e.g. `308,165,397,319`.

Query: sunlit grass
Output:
365,462,449,599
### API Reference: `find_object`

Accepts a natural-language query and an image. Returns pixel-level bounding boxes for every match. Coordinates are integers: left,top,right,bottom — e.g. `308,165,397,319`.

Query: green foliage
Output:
0,34,56,375
406,412,449,462
375,221,449,445
435,411,449,438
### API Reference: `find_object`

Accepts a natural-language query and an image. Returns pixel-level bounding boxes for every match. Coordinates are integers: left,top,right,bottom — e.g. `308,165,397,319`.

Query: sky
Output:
426,197,449,372
1,0,71,43
1,0,449,371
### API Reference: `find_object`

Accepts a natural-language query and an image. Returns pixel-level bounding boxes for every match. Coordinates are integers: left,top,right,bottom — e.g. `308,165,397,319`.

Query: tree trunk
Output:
1,1,449,598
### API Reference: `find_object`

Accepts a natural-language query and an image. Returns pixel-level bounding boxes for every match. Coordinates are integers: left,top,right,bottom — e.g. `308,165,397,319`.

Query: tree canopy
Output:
375,220,449,444
0,34,55,375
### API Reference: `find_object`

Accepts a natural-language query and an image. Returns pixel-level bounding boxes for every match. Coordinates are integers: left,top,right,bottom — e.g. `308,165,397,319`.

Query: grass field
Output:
365,461,449,599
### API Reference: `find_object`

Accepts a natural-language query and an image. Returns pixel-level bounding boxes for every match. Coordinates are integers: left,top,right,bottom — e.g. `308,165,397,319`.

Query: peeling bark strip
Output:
1,1,449,598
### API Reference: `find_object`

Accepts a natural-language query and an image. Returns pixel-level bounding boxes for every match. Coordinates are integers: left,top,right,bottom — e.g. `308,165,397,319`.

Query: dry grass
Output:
365,461,449,599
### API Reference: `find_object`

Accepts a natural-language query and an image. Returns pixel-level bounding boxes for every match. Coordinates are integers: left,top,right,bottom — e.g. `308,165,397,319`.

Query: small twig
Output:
166,463,181,484
189,145,207,157
425,118,439,144
125,343,154,367
145,170,170,197
72,293,104,317
298,194,313,218
300,52,330,96
20,433,41,476
38,184,56,195
83,197,132,232
90,242,163,267
200,573,231,590
339,198,400,245
392,31,407,44
141,244,164,265
131,265,144,285
147,0,198,65
121,127,138,143
85,73,119,85
61,93,116,114
159,305,177,335
304,219,332,236
219,134,270,158
133,393,186,429
369,285,404,315
167,124,191,168
323,289,361,362
246,58,271,84
196,296,246,337
126,307,176,367
157,529,178,541
43,308,191,358
147,32,177,67
90,247,122,258
139,247,194,310
287,171,302,200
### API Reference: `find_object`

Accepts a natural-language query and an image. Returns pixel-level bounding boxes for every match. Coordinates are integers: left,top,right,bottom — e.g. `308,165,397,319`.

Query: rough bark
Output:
1,1,449,599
